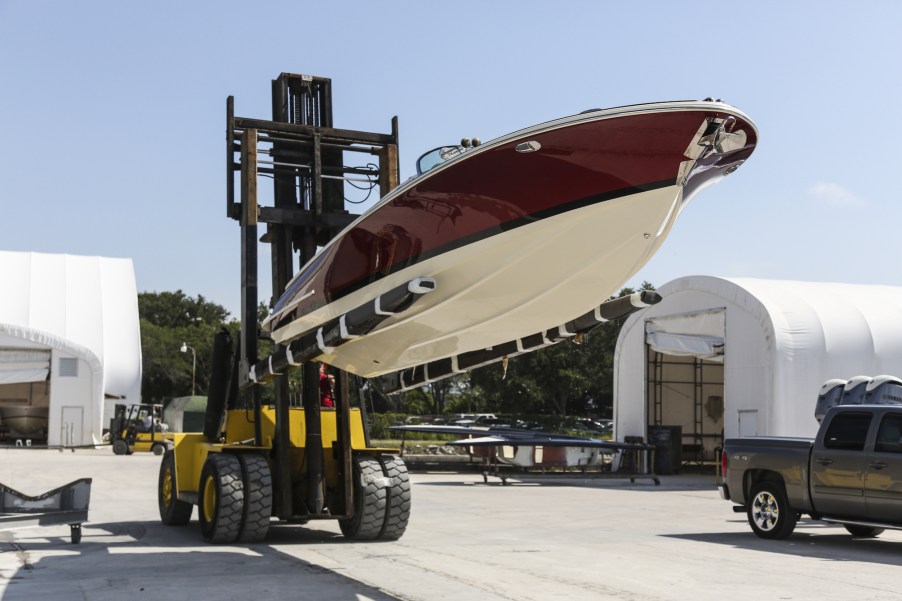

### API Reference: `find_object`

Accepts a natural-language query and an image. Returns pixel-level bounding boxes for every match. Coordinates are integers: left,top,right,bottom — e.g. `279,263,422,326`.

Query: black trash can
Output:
648,425,682,474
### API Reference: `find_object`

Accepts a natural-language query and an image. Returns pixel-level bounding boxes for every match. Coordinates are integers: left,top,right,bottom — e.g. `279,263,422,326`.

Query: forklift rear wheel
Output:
198,454,244,544
158,450,193,525
112,440,129,455
339,455,411,541
378,456,411,541
152,443,166,456
237,453,272,543
339,456,386,540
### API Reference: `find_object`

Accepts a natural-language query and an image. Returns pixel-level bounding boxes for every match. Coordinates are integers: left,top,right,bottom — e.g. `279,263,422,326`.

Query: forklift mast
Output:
227,73,399,519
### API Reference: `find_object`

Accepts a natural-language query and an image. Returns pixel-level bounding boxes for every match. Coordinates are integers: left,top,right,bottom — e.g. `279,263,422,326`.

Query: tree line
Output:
140,282,654,417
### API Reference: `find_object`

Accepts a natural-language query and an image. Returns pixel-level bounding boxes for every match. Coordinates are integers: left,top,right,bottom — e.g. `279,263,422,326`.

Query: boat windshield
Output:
415,145,465,175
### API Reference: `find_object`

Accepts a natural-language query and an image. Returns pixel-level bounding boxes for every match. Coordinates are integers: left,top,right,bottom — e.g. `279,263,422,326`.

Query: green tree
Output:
138,291,235,403
467,283,655,417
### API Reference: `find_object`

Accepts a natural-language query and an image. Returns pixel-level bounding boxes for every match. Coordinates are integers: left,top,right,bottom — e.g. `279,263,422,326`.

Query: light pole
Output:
180,343,196,396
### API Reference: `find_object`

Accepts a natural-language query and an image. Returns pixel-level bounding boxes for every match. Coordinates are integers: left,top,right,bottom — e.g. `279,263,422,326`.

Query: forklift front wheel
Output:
112,440,129,456
198,454,244,544
152,443,166,456
158,450,193,525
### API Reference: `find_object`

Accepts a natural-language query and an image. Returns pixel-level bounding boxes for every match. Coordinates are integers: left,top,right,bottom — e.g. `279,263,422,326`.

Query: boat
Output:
261,99,758,379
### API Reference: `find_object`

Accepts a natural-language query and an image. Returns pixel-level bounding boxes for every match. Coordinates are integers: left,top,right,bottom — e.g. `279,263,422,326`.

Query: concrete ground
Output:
1,448,901,601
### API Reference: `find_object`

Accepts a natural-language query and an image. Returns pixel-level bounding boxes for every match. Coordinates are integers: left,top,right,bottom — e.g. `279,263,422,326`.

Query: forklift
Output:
110,403,167,456
157,74,410,543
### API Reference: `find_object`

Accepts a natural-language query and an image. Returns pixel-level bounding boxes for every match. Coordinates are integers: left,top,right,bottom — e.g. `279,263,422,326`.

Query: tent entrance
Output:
0,381,50,444
645,309,725,468
0,348,51,445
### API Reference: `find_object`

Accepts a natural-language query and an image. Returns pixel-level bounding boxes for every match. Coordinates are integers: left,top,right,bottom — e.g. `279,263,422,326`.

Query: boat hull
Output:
265,101,757,377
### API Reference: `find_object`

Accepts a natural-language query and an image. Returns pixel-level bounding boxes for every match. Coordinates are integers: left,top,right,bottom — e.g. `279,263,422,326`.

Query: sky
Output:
2,1,901,318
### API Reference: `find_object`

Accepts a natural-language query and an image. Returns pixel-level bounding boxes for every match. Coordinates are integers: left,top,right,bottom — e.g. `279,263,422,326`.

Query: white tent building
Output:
0,251,142,446
614,276,902,463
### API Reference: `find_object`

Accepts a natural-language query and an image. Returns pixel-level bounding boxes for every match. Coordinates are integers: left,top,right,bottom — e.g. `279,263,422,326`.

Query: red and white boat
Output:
261,99,757,379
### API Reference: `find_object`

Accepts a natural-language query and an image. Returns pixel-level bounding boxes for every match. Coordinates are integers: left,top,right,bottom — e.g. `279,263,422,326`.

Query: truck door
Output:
810,411,873,518
864,411,902,523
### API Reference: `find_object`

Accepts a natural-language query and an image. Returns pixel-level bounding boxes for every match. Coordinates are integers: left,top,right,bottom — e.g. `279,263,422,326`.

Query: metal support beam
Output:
239,128,262,445
335,369,353,517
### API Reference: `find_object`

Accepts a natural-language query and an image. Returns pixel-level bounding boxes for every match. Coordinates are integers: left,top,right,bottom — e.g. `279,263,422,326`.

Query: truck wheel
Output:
237,453,272,543
747,481,797,539
112,440,129,455
152,443,166,456
158,450,193,525
379,455,411,541
339,456,387,540
844,525,884,538
198,454,244,543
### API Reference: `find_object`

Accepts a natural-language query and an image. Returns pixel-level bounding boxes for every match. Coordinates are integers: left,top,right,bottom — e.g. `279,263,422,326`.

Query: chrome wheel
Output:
751,490,779,532
746,481,797,539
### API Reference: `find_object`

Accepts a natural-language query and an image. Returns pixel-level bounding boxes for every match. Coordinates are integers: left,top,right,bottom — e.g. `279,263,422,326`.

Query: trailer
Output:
0,478,92,544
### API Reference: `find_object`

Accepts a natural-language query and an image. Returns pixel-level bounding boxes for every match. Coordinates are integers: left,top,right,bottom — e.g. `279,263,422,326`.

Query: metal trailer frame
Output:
0,478,91,543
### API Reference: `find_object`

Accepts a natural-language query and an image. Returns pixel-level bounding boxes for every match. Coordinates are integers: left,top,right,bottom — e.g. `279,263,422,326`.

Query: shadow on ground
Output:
663,518,902,568
0,520,402,601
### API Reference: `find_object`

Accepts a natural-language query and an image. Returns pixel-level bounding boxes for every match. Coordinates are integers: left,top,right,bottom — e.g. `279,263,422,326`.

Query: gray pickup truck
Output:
719,405,902,539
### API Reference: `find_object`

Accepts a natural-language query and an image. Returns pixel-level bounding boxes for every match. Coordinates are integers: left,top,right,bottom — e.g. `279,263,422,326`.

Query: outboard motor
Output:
864,375,902,405
839,375,872,406
815,379,847,423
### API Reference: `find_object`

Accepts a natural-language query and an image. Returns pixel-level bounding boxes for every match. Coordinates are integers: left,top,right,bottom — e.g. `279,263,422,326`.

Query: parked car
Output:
719,404,902,539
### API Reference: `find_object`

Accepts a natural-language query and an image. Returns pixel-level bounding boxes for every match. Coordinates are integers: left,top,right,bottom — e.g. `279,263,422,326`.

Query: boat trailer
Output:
0,478,91,543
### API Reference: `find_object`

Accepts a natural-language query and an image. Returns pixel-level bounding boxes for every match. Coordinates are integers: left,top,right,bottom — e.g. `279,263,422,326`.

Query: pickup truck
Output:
719,404,902,539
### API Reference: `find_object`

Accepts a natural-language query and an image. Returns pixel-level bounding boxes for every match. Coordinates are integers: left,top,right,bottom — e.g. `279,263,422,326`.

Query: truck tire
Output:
112,440,129,455
747,481,797,539
158,450,193,525
198,454,244,543
379,455,411,541
152,443,166,456
844,524,884,538
237,453,272,543
339,456,387,540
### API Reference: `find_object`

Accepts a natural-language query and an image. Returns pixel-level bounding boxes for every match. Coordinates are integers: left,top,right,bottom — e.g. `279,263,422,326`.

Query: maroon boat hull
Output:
264,100,757,376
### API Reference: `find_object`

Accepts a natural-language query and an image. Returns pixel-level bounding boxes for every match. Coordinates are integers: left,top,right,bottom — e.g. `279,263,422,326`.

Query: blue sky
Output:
2,1,900,317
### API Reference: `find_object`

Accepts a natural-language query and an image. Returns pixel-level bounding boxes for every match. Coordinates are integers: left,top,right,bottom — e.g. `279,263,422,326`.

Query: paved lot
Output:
1,448,902,601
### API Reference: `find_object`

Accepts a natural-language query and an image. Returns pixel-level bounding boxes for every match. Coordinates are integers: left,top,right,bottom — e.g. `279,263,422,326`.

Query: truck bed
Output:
721,436,814,510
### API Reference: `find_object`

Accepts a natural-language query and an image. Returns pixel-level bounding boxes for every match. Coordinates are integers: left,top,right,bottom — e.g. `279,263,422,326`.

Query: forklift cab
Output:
110,403,168,455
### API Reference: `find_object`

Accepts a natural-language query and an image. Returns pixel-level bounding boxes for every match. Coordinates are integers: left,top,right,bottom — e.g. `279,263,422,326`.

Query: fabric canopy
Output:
645,309,725,361
0,348,51,384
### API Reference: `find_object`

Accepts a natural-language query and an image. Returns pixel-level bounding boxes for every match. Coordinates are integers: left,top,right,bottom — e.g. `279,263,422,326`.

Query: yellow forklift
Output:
110,403,167,456
156,74,412,544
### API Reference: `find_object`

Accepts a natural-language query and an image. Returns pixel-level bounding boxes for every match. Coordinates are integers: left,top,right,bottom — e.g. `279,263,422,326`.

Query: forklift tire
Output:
152,443,166,456
237,453,272,543
198,453,244,544
112,440,129,455
378,455,411,541
158,450,193,525
339,456,387,540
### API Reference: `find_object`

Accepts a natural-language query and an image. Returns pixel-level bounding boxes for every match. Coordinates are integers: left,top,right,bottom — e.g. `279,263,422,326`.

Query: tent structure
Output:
0,251,142,446
614,276,902,464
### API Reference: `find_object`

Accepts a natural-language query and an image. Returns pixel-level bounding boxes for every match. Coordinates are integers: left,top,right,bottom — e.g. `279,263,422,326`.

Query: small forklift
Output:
110,403,167,456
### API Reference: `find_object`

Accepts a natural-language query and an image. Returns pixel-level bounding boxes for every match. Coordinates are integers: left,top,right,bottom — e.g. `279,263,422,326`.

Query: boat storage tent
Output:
614,276,902,463
0,251,142,446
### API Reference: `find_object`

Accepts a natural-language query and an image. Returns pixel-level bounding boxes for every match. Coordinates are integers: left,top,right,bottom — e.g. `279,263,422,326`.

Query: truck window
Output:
823,412,872,451
875,414,902,453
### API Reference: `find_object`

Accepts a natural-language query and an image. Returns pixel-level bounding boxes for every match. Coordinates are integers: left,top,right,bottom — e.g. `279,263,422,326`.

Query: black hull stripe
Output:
278,177,676,329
